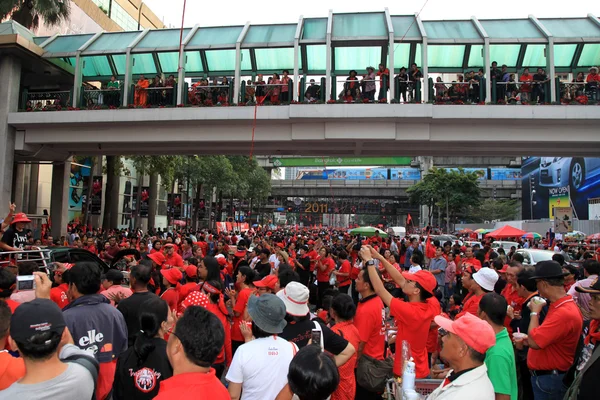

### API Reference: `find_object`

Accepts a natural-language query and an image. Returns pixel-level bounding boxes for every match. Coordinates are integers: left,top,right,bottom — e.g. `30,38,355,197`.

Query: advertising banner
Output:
132,186,150,217
297,168,389,180
273,156,412,167
490,168,522,180
444,167,487,180
168,194,183,219
548,187,570,219
390,167,422,180
90,176,102,215
68,158,92,222
554,207,573,233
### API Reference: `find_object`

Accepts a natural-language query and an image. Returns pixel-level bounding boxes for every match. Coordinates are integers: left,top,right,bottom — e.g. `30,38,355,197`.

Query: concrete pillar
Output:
28,164,39,215
50,160,71,238
419,156,434,228
12,163,28,213
148,174,159,230
0,56,21,216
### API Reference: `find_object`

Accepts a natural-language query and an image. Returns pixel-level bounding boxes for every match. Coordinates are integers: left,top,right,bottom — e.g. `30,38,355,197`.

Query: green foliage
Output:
2,0,71,30
467,198,519,223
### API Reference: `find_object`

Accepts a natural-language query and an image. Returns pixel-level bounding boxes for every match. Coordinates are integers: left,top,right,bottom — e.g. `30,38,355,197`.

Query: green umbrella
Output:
349,226,388,238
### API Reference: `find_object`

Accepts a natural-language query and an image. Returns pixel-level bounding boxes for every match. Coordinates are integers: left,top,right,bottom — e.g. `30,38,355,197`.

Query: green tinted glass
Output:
33,36,49,46
392,43,411,70
427,45,465,67
44,34,94,53
306,44,326,71
424,21,480,40
255,48,298,71
332,13,387,38
578,44,600,67
157,51,204,73
480,20,543,39
392,16,421,39
522,45,546,67
244,25,296,44
303,18,327,41
187,26,243,47
554,44,577,67
205,49,251,72
81,56,113,77
415,44,422,67
136,29,191,49
468,45,484,67
334,46,382,71
86,32,140,53
132,53,157,75
539,18,600,39
490,44,521,67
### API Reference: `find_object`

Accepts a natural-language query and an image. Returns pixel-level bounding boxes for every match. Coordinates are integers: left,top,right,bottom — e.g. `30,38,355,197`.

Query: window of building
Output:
110,1,139,31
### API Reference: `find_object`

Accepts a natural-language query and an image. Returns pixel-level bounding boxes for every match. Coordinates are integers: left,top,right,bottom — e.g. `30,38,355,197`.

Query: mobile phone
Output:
311,329,322,345
17,275,36,291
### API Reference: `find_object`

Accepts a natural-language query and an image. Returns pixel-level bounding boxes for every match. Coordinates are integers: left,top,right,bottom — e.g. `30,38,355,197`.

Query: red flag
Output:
406,213,413,225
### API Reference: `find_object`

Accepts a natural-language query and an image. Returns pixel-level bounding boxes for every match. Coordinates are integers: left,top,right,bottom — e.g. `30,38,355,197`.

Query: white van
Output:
387,226,406,237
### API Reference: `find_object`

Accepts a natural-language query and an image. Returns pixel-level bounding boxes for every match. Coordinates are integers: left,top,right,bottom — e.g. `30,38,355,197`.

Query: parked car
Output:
491,241,520,252
514,249,556,265
539,157,600,191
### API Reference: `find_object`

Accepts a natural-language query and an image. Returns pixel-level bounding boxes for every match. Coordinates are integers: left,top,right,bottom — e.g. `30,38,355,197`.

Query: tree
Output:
1,0,71,30
468,198,520,223
407,168,482,231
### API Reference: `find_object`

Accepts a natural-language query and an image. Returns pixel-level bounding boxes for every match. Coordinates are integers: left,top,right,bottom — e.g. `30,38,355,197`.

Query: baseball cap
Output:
307,240,315,245
10,299,66,342
275,242,285,248
498,264,509,274
277,281,310,316
402,270,437,294
247,294,287,334
184,265,198,278
216,257,227,267
575,277,600,294
255,274,278,290
472,268,499,292
102,269,124,282
435,313,496,354
148,252,166,266
160,268,183,285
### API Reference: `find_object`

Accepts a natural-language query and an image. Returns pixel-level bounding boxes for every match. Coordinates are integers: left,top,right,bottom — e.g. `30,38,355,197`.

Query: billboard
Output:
133,186,150,217
273,156,412,167
296,168,389,180
490,168,522,181
522,157,600,220
68,158,92,222
90,176,102,215
390,167,422,180
554,207,573,233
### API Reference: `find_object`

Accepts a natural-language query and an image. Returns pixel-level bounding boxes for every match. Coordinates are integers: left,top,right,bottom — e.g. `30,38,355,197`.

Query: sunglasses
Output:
438,327,450,337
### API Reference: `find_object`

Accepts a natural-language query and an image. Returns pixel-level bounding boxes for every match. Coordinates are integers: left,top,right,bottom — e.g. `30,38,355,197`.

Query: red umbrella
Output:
487,225,527,239
587,233,600,241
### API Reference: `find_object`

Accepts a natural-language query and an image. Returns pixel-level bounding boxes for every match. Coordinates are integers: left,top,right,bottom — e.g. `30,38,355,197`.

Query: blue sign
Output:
390,168,421,180
490,168,522,180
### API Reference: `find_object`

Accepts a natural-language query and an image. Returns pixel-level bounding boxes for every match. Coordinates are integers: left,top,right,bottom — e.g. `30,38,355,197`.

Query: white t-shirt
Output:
408,264,422,273
226,336,298,400
269,253,280,271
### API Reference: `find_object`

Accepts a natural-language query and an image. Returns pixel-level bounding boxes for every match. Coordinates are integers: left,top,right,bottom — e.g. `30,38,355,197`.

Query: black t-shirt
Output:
279,316,348,355
1,227,28,250
296,256,310,272
117,291,160,346
533,73,547,82
255,262,271,279
113,338,173,400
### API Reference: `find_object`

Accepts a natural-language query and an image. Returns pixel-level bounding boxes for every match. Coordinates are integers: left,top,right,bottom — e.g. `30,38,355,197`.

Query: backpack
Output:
63,353,99,400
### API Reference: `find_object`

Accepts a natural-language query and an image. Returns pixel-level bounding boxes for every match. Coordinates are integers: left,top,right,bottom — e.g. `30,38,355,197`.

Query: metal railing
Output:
393,76,421,103
558,80,599,103
491,78,551,104
188,83,232,105
81,88,123,108
21,90,72,110
335,75,389,102
240,80,294,104
0,248,52,268
128,84,177,107
429,78,486,103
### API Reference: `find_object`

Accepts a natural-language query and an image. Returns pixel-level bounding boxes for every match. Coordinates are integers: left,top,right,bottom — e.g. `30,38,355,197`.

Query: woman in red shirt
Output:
333,250,352,295
160,268,182,312
330,294,360,400
226,266,255,356
316,248,336,308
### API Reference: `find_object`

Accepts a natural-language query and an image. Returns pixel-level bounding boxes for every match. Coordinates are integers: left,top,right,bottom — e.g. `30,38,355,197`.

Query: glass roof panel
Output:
427,45,465,67
468,45,484,67
86,31,141,53
158,51,204,73
255,48,299,71
554,44,577,67
136,29,190,49
205,49,251,71
522,44,546,67
332,13,387,38
578,43,600,67
391,16,421,39
81,56,113,77
44,34,94,53
132,53,157,75
392,43,411,70
187,26,243,47
33,36,49,45
302,18,327,41
539,18,600,39
490,44,521,66
112,54,126,75
334,46,382,71
480,19,543,39
423,21,480,40
244,25,296,44
306,44,326,71
415,44,422,67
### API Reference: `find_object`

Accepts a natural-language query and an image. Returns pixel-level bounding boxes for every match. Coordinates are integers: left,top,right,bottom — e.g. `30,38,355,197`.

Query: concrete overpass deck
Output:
8,104,600,161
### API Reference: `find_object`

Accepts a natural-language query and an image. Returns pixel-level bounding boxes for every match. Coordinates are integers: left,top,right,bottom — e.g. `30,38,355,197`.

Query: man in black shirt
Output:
304,79,321,102
254,249,271,279
533,67,549,103
117,262,159,346
0,213,30,252
293,245,311,287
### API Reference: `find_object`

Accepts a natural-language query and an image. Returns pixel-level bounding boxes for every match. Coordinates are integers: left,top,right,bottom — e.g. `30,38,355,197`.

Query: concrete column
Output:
28,164,39,215
148,174,159,229
419,156,434,228
50,160,71,239
12,163,28,213
0,56,21,216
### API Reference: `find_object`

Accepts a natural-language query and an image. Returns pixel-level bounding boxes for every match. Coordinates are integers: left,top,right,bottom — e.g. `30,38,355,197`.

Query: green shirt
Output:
485,328,518,400
107,80,119,89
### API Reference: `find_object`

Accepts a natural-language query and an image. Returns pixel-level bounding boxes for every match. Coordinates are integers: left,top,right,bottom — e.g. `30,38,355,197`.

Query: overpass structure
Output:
271,179,521,199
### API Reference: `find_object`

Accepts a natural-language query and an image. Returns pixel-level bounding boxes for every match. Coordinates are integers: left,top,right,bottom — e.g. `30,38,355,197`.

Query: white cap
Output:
276,281,310,316
472,267,499,292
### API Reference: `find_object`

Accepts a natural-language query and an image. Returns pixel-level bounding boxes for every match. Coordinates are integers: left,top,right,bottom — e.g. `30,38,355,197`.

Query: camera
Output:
16,275,36,291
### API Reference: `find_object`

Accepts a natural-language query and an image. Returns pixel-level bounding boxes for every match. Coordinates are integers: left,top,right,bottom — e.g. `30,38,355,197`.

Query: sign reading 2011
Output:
304,202,329,213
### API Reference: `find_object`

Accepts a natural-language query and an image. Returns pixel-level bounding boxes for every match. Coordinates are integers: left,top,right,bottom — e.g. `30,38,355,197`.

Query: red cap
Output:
435,313,496,354
254,274,278,290
217,257,227,267
307,240,315,245
234,249,247,258
160,268,183,285
275,242,285,248
163,243,176,248
498,264,509,273
148,252,166,266
402,270,437,294
184,265,198,278
11,212,31,224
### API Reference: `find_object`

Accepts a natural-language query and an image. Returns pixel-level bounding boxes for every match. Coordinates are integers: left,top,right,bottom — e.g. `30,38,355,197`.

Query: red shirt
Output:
231,288,252,341
455,292,483,320
165,253,184,269
316,257,336,282
307,250,319,271
161,288,179,312
3,299,20,313
520,74,533,92
50,283,69,309
154,370,229,400
337,260,352,287
354,294,385,360
501,284,524,334
528,296,583,371
426,297,442,353
390,298,436,378
331,321,361,400
178,282,197,306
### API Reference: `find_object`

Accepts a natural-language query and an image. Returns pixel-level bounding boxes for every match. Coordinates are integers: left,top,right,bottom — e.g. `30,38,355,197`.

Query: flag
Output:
406,213,413,225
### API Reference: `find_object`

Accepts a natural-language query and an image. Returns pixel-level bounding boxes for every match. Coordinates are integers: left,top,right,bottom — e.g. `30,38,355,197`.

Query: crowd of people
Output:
0,207,599,399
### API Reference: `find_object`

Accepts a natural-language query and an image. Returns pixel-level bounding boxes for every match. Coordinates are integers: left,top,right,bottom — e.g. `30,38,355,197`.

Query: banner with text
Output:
273,156,412,167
